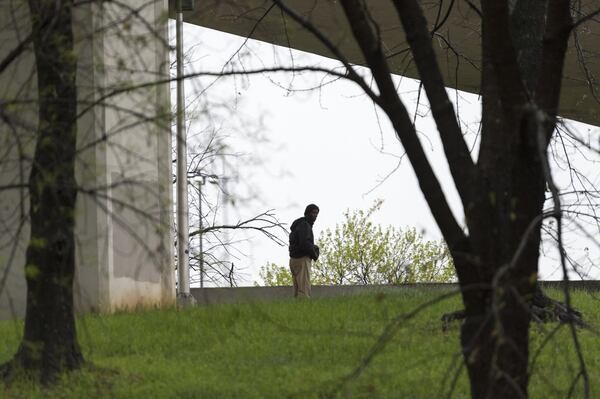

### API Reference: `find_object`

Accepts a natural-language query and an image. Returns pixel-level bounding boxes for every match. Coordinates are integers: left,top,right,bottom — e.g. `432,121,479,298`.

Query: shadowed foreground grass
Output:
0,288,598,398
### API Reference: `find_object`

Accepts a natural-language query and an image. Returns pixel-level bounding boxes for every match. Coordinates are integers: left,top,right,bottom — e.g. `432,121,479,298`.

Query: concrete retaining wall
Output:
191,281,600,306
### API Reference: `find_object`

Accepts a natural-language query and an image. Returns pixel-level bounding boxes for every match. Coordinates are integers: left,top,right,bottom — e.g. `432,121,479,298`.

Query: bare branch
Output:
571,6,600,31
271,0,381,105
189,210,287,247
536,109,590,398
535,0,572,137
480,0,528,106
339,0,467,250
392,0,477,207
0,32,32,75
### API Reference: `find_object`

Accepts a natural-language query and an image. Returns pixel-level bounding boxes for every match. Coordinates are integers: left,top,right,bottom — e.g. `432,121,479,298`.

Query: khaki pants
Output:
289,256,311,298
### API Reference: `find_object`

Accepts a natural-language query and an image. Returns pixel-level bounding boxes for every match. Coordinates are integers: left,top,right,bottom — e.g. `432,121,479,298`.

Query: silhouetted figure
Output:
289,204,320,298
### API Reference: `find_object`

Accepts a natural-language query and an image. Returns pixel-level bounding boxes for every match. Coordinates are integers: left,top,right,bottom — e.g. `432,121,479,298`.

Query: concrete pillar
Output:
0,0,175,320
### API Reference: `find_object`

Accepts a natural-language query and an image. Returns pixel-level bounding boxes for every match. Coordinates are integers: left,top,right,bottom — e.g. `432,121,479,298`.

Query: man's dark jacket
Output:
289,217,319,260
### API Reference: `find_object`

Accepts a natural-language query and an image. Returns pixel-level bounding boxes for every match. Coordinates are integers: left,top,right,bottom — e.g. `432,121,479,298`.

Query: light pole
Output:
220,158,238,277
194,173,218,288
197,177,205,288
175,0,195,306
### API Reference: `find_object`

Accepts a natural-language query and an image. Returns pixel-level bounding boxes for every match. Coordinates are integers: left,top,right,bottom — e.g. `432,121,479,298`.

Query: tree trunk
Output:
458,237,540,399
456,100,546,398
461,291,531,398
1,0,83,384
459,201,542,399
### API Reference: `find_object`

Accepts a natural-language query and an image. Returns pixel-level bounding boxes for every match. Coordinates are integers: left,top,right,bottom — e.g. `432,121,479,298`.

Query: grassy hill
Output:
1,288,598,398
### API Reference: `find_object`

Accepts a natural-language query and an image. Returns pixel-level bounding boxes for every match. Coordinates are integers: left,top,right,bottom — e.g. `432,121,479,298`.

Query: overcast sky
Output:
175,23,600,286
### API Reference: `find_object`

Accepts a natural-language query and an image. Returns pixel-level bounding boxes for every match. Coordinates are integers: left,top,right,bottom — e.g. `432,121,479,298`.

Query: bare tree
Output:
252,1,598,398
176,57,289,286
185,137,287,287
0,0,175,382
0,0,83,383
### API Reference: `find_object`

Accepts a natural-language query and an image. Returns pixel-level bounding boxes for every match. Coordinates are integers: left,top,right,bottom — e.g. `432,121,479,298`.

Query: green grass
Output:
0,288,598,398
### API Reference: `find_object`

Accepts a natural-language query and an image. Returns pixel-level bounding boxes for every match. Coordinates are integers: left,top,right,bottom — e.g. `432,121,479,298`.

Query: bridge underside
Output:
172,0,600,127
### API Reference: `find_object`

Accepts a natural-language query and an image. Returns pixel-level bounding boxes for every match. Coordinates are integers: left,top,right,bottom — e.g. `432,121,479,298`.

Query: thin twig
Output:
536,109,590,398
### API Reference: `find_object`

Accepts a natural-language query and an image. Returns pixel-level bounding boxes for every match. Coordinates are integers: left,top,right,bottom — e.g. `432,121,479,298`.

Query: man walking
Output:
289,204,320,298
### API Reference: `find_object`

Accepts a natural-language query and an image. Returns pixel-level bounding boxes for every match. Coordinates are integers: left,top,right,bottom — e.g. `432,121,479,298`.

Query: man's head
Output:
304,203,320,224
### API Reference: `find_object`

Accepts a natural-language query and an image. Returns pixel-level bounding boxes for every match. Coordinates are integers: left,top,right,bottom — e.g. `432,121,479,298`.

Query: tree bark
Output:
1,0,83,384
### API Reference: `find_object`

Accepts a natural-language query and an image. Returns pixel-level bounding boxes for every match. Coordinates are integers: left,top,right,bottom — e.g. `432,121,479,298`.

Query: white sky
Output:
175,23,600,286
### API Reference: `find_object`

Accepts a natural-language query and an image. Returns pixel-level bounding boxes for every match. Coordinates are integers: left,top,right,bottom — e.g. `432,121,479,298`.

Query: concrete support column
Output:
0,0,176,320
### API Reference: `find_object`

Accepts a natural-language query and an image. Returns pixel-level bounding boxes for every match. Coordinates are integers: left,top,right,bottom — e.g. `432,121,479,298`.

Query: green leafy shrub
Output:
260,200,455,286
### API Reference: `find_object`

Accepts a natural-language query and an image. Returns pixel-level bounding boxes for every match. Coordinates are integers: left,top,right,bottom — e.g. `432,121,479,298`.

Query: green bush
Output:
260,200,455,286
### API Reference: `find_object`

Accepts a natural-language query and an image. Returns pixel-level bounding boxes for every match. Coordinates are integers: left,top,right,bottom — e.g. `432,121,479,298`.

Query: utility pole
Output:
175,0,195,306
221,158,229,252
221,157,232,275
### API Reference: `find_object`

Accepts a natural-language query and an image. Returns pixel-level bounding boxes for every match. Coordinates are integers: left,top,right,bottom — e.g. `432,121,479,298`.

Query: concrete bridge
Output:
1,0,599,319
175,0,600,127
